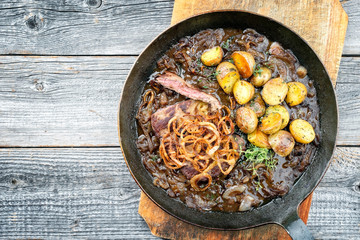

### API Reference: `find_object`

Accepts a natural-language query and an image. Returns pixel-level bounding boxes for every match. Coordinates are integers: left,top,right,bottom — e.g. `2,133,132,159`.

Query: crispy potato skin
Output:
286,82,307,106
289,119,315,144
216,62,240,94
268,130,295,157
261,78,288,105
259,112,282,134
247,128,271,149
250,67,272,87
245,93,266,117
201,46,223,66
231,51,255,78
233,80,255,105
265,105,290,129
236,107,258,134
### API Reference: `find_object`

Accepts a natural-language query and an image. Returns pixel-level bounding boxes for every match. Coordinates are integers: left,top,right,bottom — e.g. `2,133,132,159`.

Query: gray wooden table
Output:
0,0,359,239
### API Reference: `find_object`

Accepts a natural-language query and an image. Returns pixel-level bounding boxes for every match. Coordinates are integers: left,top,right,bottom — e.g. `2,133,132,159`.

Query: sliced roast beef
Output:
155,71,221,111
151,100,198,137
180,165,200,179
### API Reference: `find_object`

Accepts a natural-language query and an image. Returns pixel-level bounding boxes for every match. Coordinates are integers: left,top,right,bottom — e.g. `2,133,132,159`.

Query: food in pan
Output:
136,28,320,212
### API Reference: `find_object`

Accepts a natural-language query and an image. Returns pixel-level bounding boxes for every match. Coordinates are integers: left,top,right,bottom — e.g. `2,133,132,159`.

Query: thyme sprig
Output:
207,70,221,79
253,64,263,77
221,36,235,51
244,144,276,173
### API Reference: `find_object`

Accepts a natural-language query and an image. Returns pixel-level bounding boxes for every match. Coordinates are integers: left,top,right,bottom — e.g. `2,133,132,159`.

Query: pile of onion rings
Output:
159,106,241,191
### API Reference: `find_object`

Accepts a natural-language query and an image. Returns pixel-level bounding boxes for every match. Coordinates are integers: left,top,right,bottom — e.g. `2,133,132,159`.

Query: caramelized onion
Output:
190,172,212,191
158,105,240,191
136,89,156,152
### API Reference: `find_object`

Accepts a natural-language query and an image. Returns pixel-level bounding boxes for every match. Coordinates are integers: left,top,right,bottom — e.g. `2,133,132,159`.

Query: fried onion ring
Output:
158,104,240,191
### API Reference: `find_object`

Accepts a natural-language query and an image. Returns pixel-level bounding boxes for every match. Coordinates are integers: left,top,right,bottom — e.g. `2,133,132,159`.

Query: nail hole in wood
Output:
11,179,17,185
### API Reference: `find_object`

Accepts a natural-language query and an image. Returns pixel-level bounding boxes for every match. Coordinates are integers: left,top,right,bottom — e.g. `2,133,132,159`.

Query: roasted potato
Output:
216,62,240,94
268,130,295,157
259,112,282,134
285,82,307,106
201,46,223,66
250,67,272,87
236,107,258,134
245,93,266,117
296,66,307,78
265,105,289,129
233,80,255,105
231,51,255,78
289,119,315,144
261,78,288,105
247,128,271,149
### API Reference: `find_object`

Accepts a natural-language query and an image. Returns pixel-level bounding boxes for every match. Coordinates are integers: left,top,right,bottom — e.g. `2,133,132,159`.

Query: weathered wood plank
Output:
0,147,358,239
0,56,358,146
0,0,357,55
0,56,135,147
341,0,360,55
307,147,360,239
0,0,173,55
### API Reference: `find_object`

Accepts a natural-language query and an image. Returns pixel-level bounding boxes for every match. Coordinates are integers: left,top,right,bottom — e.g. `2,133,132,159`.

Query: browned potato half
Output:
233,80,255,105
268,130,295,157
216,62,240,94
261,78,288,105
201,46,223,66
248,128,271,149
289,119,315,144
259,112,282,134
245,93,266,117
250,67,272,87
231,51,255,78
265,105,290,129
236,107,258,134
286,82,307,106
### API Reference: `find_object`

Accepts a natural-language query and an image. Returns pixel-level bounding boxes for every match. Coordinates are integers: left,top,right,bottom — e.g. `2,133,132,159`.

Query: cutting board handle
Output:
281,210,314,240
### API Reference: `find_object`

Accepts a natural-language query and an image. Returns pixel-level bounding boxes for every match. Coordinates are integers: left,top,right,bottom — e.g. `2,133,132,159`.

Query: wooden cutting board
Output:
138,0,348,239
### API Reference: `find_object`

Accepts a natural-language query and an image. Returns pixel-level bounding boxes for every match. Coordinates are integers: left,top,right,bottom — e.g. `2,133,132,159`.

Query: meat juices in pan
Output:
136,28,320,212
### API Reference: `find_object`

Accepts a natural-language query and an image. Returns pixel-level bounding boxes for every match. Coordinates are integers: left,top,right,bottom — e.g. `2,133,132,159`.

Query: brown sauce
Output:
136,28,320,212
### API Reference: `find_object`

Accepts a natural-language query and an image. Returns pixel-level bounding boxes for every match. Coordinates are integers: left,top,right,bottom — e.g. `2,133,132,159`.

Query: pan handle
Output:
280,210,314,240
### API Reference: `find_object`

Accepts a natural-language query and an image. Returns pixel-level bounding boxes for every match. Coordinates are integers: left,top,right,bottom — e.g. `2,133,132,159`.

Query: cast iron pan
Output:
118,11,338,240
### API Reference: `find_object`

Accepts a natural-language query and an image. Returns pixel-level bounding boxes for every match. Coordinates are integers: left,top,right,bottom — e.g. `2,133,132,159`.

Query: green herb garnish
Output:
221,36,235,51
206,193,217,201
253,64,263,77
254,180,263,191
264,62,273,69
207,70,221,80
244,144,277,174
151,155,159,161
228,59,234,64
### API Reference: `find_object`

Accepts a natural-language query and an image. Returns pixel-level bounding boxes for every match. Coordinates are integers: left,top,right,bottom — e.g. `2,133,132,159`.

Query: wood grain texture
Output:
0,147,358,239
0,56,135,147
171,0,347,84
0,0,173,55
0,0,359,56
0,56,358,147
341,0,360,55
